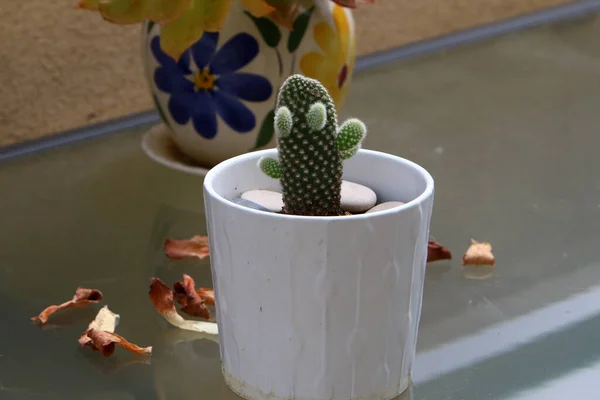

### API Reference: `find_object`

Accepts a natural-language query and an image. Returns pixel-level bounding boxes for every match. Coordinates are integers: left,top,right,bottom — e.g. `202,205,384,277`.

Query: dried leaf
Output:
160,0,232,61
31,288,103,324
462,239,496,266
79,306,151,357
266,0,300,30
241,0,275,17
85,329,152,356
427,241,452,263
144,0,192,25
330,0,376,8
77,0,99,10
79,306,120,347
172,274,210,319
164,235,210,260
77,0,191,25
97,0,146,24
196,288,215,306
149,278,219,335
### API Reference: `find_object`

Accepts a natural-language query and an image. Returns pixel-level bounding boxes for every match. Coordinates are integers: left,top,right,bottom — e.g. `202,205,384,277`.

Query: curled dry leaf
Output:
80,306,151,356
77,0,99,10
173,274,210,319
164,235,210,260
31,287,103,324
79,305,119,347
331,0,376,8
427,241,452,263
462,239,496,266
240,0,275,17
196,288,215,306
269,1,300,30
85,329,152,357
149,278,218,335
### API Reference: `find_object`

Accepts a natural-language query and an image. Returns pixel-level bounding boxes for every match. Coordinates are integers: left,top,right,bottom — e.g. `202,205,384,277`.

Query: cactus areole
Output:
258,74,367,217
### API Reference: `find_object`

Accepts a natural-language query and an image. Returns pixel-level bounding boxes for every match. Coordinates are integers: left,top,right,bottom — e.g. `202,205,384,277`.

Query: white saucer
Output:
141,123,211,176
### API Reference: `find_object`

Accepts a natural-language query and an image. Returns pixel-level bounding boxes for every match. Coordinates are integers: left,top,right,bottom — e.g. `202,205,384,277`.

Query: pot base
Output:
141,123,211,176
222,368,411,400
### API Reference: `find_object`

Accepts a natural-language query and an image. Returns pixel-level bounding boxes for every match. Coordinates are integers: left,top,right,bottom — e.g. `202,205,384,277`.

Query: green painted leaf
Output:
287,7,313,53
245,11,281,48
253,109,276,149
153,94,172,130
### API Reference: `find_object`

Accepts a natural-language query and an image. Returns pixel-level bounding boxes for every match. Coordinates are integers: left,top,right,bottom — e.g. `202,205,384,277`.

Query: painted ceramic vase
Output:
142,1,356,168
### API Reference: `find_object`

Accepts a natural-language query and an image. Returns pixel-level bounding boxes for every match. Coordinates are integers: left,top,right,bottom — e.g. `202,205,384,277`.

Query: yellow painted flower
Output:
300,4,356,110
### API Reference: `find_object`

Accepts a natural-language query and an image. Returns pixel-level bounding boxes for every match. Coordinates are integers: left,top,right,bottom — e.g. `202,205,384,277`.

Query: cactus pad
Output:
258,74,367,216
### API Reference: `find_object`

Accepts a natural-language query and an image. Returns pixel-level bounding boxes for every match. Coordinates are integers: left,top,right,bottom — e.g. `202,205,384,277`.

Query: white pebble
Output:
341,180,377,213
365,201,405,214
241,190,283,212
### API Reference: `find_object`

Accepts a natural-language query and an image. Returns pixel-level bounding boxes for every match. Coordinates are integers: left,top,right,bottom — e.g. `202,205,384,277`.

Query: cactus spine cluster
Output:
258,74,367,216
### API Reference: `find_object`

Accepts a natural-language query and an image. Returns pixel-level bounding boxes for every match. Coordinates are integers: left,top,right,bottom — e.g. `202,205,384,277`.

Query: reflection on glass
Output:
462,265,495,281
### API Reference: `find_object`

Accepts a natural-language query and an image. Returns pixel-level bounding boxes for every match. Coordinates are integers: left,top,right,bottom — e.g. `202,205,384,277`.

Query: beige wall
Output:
1,0,572,147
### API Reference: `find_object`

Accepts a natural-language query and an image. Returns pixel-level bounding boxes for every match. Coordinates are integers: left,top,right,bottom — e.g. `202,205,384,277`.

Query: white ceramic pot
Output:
203,149,435,400
142,2,356,169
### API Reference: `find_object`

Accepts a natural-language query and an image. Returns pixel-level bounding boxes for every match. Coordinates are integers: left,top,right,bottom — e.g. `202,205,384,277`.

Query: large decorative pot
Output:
203,148,435,400
142,2,356,169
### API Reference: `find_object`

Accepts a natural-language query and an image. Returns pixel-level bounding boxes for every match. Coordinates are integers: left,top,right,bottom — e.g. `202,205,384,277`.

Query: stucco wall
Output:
1,0,572,147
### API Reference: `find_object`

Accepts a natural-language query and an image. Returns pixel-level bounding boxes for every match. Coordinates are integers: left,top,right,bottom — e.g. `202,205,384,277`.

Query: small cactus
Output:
258,74,367,216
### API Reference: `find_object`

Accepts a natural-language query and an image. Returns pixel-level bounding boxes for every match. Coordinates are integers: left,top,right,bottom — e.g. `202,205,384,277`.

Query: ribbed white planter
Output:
203,148,434,400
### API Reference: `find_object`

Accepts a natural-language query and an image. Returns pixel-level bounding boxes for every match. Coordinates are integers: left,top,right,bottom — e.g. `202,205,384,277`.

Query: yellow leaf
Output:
144,0,192,25
160,0,232,61
241,0,275,17
77,0,99,10
97,0,145,24
269,3,299,30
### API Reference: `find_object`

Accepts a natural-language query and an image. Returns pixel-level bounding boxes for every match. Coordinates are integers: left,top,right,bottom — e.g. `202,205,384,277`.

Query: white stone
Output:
231,197,273,212
241,190,283,212
365,201,405,214
341,180,377,213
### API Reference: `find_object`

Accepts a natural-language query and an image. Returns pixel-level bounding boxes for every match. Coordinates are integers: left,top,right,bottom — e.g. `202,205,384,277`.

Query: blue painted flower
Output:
151,32,273,139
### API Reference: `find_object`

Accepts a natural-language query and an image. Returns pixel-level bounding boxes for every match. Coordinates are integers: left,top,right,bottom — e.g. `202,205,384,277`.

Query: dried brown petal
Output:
331,0,376,8
85,329,152,357
462,239,496,266
31,287,103,324
79,306,150,357
269,2,300,30
173,274,210,319
164,235,210,260
427,241,452,263
79,306,119,347
196,288,215,306
149,278,218,335
77,0,99,10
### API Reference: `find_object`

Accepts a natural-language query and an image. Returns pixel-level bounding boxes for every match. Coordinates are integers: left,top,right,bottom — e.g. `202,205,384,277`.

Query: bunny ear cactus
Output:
258,74,367,216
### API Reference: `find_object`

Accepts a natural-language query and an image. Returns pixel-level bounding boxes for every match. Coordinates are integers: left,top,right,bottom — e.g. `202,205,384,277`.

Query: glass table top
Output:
2,11,600,400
